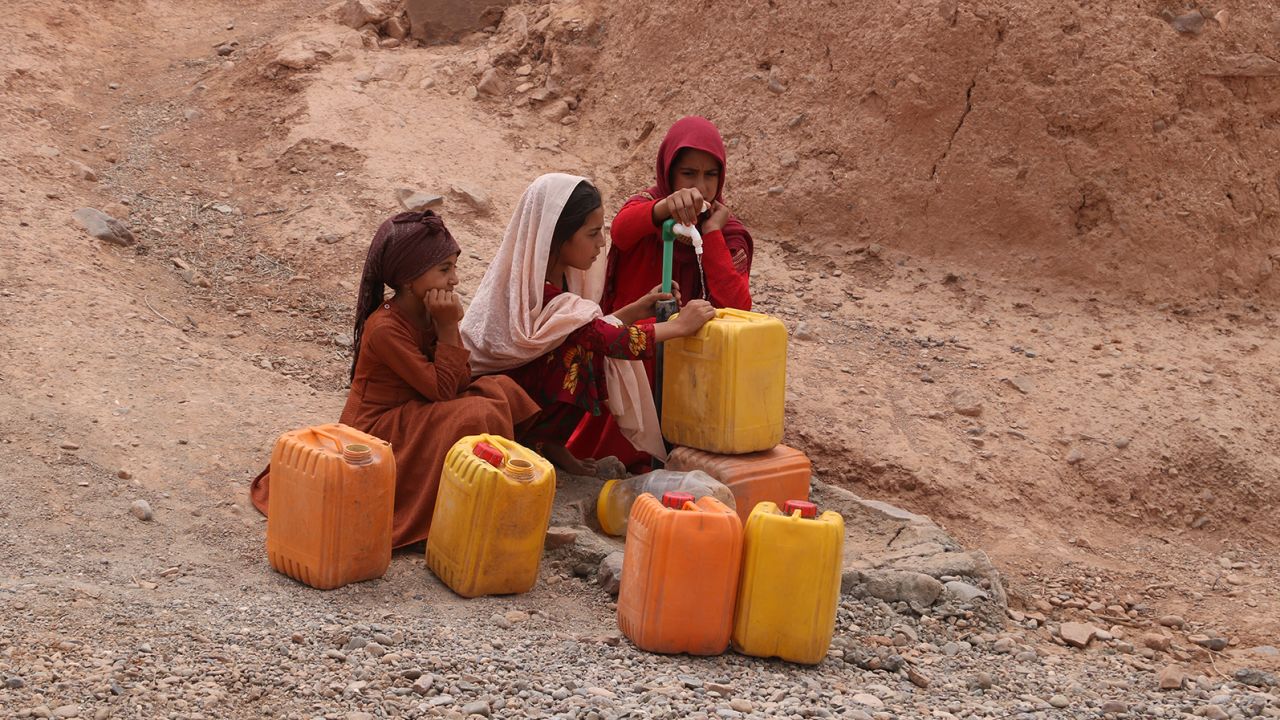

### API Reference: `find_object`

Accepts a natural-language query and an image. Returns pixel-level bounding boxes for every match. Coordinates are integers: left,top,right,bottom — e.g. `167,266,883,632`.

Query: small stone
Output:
1004,375,1034,394
324,649,347,661
59,441,81,450
290,632,304,643
363,641,386,657
1143,633,1173,652
1048,695,1070,709
461,700,490,717
851,693,884,708
944,580,987,603
477,67,503,96
1059,622,1099,649
1158,615,1185,629
412,674,435,694
451,183,490,213
950,390,983,417
597,551,624,596
129,500,153,521
1198,705,1229,720
730,699,753,713
993,638,1016,653
793,322,818,342
6,677,24,689
1114,437,1131,448
72,207,136,246
1158,664,1188,690
394,188,444,212
70,160,98,181
545,526,579,549
1234,668,1277,687
973,672,994,689
339,0,393,29
1066,448,1086,465
1169,10,1206,34
1101,700,1128,714
427,694,454,707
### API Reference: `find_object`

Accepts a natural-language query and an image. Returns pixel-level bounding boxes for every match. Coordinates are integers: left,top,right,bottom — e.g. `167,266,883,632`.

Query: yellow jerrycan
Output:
426,434,555,597
265,423,395,590
732,500,844,664
661,308,787,454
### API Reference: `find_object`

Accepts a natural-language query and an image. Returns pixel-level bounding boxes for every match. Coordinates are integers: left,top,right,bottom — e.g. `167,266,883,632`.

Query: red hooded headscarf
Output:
604,116,754,308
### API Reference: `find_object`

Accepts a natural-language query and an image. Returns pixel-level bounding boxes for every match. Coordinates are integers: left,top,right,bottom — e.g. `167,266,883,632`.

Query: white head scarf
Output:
461,173,665,460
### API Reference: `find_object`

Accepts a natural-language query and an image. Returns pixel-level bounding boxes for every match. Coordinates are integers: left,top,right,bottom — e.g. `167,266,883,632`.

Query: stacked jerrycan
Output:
427,434,555,598
615,221,846,663
655,221,813,520
265,423,395,590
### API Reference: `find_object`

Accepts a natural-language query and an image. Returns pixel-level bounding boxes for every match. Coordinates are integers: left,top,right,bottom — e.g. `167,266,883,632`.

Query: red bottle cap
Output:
662,491,694,510
473,441,505,468
784,500,818,518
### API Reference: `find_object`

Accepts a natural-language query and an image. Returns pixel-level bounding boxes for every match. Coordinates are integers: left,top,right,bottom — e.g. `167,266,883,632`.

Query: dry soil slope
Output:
579,0,1280,301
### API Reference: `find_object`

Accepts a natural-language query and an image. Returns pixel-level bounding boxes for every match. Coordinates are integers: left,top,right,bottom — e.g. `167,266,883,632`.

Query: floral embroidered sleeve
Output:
575,318,657,360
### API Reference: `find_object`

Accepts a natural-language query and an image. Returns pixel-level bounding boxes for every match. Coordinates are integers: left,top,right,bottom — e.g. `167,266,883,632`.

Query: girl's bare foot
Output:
542,443,599,477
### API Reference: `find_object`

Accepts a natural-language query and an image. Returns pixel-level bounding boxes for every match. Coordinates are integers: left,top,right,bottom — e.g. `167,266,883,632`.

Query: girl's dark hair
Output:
550,181,602,254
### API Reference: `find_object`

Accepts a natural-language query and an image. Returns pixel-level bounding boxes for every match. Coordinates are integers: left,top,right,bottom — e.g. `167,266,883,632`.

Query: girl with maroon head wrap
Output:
251,211,539,548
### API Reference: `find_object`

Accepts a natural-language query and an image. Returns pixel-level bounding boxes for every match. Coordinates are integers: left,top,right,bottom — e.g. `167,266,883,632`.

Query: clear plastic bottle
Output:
596,470,736,536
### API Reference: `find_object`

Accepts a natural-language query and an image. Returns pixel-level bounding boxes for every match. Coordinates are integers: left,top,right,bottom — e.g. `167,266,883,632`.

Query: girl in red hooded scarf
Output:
570,116,755,470
601,115,754,313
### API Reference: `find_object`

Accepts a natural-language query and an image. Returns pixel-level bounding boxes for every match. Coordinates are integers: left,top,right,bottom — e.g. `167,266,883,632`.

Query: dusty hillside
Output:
574,0,1280,301
1,0,1279,717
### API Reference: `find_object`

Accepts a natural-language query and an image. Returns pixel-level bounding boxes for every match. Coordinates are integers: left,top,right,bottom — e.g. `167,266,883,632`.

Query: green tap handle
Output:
660,219,676,294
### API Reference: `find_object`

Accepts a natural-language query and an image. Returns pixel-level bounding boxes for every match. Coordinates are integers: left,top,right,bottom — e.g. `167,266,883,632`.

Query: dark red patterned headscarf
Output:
351,210,459,379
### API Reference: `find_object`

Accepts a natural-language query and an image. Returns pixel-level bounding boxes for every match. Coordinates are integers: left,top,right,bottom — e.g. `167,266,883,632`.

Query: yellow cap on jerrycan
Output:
661,309,787,454
732,500,844,664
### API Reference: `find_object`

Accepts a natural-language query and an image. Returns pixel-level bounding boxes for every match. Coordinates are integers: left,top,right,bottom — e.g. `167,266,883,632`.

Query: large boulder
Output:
406,0,516,43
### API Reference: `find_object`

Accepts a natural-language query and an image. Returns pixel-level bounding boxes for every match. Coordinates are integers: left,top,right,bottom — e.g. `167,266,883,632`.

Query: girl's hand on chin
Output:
425,289,464,326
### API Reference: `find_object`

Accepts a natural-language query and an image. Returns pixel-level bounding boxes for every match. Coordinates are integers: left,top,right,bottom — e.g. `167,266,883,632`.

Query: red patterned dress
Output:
501,283,656,450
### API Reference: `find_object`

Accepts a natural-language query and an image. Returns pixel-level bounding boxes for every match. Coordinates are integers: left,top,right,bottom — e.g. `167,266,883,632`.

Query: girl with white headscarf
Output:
461,173,714,475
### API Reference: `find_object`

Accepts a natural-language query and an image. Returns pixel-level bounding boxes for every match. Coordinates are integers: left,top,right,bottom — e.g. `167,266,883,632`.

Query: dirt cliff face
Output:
576,0,1280,301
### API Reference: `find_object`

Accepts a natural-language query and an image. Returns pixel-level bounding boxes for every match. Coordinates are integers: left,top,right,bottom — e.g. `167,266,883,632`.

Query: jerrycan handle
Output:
308,428,344,454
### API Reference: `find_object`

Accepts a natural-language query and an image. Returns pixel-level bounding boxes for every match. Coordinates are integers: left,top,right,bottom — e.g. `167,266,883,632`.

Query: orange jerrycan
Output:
617,492,743,655
661,308,787,454
666,444,812,523
266,423,395,590
426,434,555,598
733,500,844,664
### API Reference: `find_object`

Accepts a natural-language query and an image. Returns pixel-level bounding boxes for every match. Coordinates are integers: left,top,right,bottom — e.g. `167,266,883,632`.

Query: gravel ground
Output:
4,545,1279,720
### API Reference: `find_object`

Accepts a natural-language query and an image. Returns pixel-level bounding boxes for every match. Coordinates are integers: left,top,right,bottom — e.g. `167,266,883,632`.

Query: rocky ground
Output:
1,0,1278,718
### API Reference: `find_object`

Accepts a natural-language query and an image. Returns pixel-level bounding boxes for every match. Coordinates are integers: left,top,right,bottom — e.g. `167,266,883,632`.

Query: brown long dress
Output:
250,302,540,548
